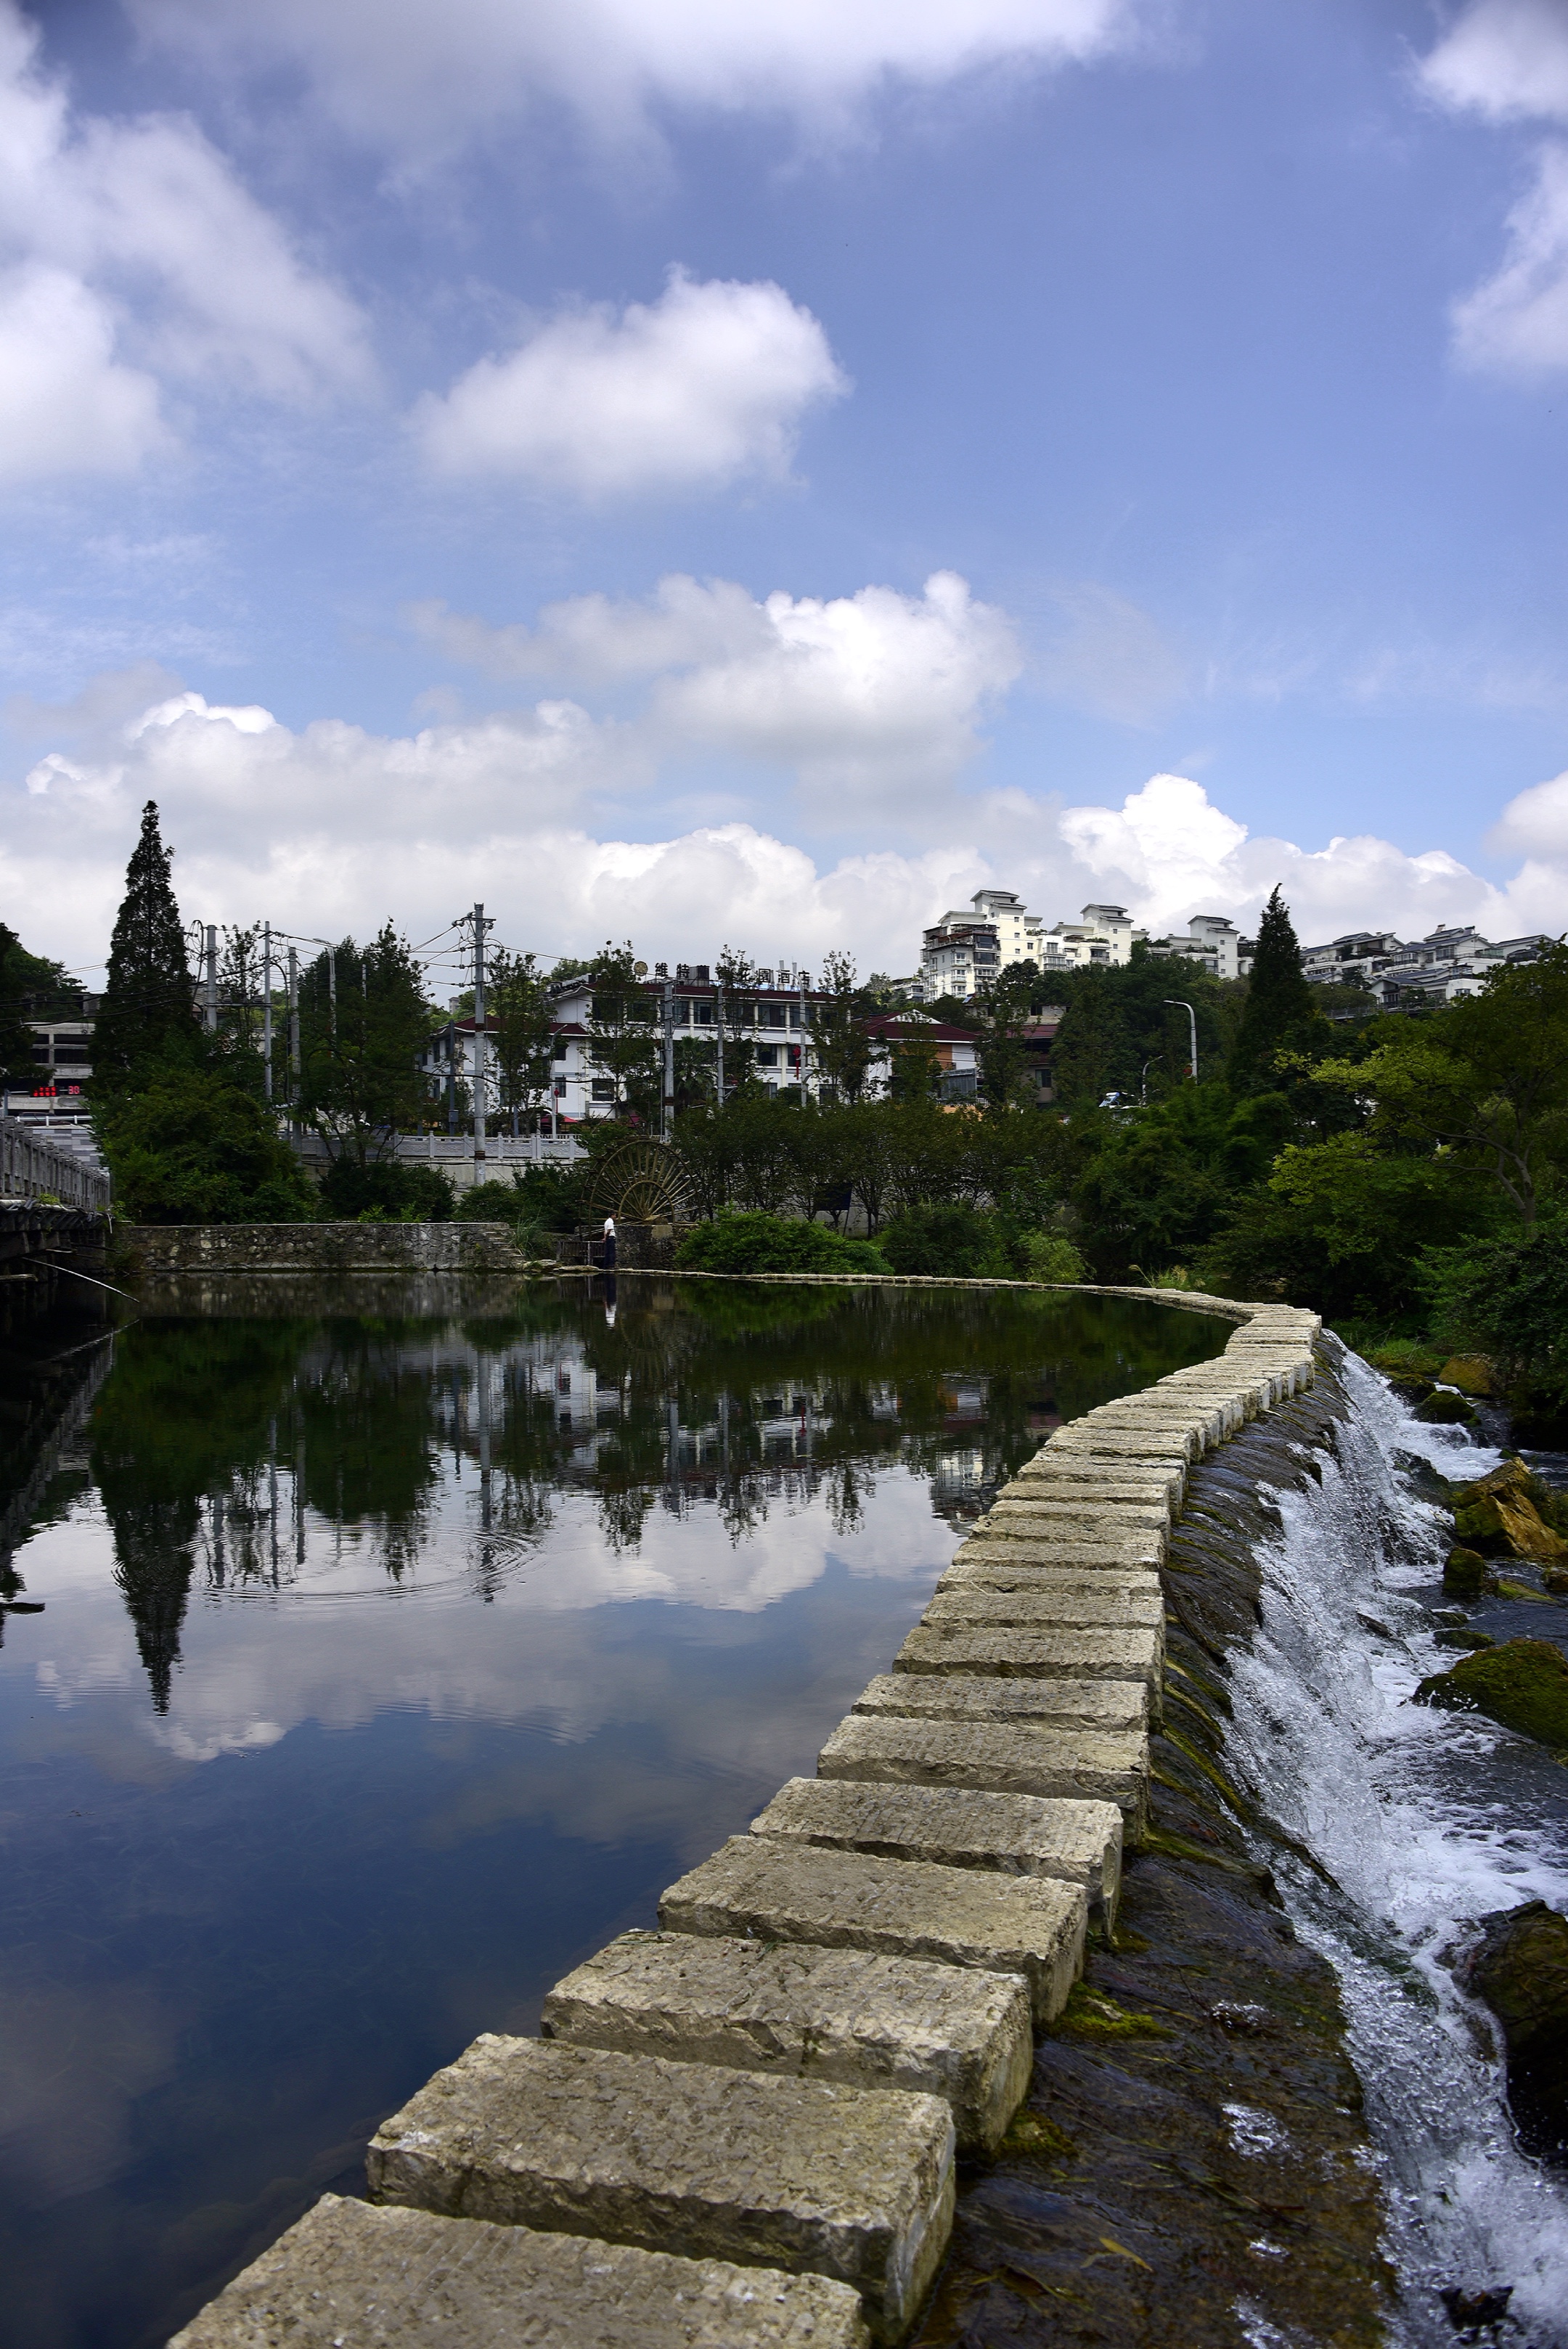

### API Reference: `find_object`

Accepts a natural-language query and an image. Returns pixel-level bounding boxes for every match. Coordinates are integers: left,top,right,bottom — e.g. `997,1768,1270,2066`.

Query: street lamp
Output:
1164,999,1198,1082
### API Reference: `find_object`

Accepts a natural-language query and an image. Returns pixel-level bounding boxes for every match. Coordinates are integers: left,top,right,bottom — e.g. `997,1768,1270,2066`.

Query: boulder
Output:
1414,1639,1568,1750
1442,1548,1495,1601
1437,1357,1495,1397
1456,1900,1568,2161
1413,1391,1477,1426
1453,1461,1568,1566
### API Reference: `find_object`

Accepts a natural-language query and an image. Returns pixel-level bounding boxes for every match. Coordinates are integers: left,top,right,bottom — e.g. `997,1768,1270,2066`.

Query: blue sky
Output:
4,0,1568,980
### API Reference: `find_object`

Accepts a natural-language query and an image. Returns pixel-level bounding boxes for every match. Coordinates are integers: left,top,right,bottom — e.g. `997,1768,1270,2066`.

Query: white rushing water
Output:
1222,1344,1568,2347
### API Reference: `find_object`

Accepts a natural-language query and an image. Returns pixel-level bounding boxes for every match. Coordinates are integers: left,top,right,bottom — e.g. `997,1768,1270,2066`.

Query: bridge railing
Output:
0,1119,112,1214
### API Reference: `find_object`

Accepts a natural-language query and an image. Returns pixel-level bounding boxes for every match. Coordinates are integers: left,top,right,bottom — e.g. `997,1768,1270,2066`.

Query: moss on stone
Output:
1414,1390,1477,1426
1053,1982,1172,2040
1443,1547,1495,1600
1414,1638,1568,1750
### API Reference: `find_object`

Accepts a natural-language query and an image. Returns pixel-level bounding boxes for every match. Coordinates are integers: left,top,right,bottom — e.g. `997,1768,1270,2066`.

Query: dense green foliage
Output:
297,926,434,1161
97,1064,316,1223
0,923,41,1089
674,1210,889,1273
315,1157,454,1221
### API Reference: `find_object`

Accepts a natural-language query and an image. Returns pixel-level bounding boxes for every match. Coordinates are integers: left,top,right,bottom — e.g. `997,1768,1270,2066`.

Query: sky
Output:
4,0,1568,984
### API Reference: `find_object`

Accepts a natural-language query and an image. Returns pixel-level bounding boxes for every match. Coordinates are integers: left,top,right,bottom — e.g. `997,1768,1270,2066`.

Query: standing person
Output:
602,1214,616,1270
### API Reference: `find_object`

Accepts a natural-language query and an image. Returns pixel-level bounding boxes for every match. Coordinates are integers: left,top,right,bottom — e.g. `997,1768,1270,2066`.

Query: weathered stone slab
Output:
936,1558,1161,1598
751,1777,1122,1920
922,1585,1163,1630
1045,1425,1204,1463
660,1837,1086,2024
853,1672,1148,1734
367,2037,952,2342
1004,1462,1185,1505
982,1501,1169,1544
818,1711,1148,1826
168,2196,870,2349
541,1930,1031,2154
955,1529,1163,1566
894,1624,1162,1686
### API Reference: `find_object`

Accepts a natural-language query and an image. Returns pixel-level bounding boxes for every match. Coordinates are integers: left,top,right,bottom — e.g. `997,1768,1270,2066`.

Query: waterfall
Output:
1219,1340,1568,2345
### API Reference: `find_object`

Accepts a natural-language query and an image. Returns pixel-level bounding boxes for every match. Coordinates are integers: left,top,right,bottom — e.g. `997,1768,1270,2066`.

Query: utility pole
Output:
262,923,274,1102
799,967,809,1100
715,979,724,1103
204,924,218,1031
468,901,492,1164
287,947,300,1122
1164,999,1198,1082
661,976,675,1138
446,1000,458,1135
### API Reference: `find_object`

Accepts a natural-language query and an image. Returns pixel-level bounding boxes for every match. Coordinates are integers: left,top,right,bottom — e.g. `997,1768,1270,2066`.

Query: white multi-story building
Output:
1143,915,1249,981
1033,904,1136,973
1299,926,1552,1007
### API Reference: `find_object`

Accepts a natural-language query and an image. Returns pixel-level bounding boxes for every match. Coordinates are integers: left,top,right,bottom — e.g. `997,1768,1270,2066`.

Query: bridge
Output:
0,1116,112,1274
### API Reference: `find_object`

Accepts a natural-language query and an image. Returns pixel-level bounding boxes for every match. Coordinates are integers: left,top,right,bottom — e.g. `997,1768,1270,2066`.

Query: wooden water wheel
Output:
585,1140,691,1226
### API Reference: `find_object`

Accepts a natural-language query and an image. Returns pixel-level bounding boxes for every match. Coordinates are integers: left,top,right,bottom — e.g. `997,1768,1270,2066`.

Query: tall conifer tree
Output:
1230,885,1323,1091
93,802,198,1093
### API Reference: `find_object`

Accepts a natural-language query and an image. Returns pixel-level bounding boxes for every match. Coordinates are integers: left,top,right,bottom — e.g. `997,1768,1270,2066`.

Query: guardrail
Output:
0,1117,111,1213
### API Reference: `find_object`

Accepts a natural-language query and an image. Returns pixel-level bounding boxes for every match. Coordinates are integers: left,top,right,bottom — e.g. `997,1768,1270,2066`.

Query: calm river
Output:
0,1275,1225,2349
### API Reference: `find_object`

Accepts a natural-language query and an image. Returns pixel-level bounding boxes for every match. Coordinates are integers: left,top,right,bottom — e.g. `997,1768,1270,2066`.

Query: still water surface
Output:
0,1276,1226,2349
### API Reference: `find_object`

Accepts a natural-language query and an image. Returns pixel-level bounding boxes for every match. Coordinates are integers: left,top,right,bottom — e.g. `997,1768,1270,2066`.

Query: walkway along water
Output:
166,1286,1567,2348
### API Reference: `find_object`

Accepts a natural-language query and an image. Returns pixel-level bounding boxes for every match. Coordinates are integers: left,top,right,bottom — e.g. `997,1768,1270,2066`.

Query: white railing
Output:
0,1117,112,1213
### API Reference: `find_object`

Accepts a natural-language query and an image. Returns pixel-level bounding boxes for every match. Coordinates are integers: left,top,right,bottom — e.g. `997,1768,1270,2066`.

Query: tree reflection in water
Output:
83,1278,1228,1712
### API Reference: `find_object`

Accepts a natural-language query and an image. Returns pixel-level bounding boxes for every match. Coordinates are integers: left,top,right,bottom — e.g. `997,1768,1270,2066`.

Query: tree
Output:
298,925,434,1163
1315,944,1568,1223
1048,967,1131,1106
0,926,39,1090
92,801,200,1094
973,963,1040,1111
97,1063,316,1222
1229,886,1327,1092
713,944,760,1095
811,949,883,1103
584,940,660,1116
488,949,556,1135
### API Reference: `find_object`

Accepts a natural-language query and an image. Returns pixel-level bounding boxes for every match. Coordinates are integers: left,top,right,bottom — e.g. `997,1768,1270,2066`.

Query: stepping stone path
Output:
171,1288,1320,2346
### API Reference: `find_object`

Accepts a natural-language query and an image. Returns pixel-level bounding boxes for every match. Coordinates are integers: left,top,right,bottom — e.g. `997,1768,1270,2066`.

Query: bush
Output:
878,1203,1010,1277
98,1066,317,1224
1019,1231,1087,1283
1424,1214,1568,1422
316,1158,455,1222
674,1211,889,1275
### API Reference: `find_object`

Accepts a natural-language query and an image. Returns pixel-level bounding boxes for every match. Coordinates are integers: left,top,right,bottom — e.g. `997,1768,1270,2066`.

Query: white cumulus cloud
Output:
413,570,1018,806
415,272,846,498
127,0,1147,154
1420,1,1568,377
0,0,371,483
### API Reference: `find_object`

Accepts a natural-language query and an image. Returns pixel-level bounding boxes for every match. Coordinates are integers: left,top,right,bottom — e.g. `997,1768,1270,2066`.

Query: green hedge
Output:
674,1211,889,1275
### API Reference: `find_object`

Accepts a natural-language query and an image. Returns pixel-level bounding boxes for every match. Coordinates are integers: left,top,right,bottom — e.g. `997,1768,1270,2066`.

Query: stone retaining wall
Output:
171,1285,1323,2349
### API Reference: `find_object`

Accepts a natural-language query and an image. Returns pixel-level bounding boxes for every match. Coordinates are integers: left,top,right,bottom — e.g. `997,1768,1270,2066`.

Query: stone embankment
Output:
170,1288,1322,2349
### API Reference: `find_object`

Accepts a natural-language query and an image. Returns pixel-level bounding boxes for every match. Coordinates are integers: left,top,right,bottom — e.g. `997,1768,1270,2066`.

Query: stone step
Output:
1045,1428,1203,1463
894,1623,1163,1688
750,1777,1122,1924
367,2035,953,2345
953,1531,1164,1566
923,1586,1164,1630
1003,1464,1185,1504
936,1557,1162,1596
984,1498,1169,1532
852,1672,1148,1733
818,1710,1148,1827
169,2195,870,2349
660,1837,1085,2024
540,1930,1032,2154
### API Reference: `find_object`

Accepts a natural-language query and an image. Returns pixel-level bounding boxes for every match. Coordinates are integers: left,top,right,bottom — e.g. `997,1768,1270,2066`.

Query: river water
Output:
0,1277,1225,2349
1222,1341,1568,2347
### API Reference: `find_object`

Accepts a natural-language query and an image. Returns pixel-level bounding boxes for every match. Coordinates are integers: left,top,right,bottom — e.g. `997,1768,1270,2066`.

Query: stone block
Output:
852,1672,1148,1734
923,1586,1163,1630
1004,1462,1185,1505
659,1837,1086,2024
818,1710,1148,1826
750,1777,1122,1921
955,1529,1163,1566
367,2037,952,2343
540,1931,1031,2154
894,1623,1162,1686
168,2196,869,2349
1045,1426,1204,1463
936,1558,1161,1598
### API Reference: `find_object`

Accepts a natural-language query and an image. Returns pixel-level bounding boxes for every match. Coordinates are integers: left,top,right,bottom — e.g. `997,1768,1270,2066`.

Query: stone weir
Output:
169,1288,1336,2349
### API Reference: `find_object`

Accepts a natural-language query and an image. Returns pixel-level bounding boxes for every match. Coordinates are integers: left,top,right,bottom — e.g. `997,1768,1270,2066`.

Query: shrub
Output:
878,1203,1009,1277
674,1211,889,1275
98,1066,317,1224
1020,1231,1087,1283
316,1158,455,1222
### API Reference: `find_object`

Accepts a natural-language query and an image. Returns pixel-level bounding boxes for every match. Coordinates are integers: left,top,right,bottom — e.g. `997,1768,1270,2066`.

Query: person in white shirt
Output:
602,1214,616,1270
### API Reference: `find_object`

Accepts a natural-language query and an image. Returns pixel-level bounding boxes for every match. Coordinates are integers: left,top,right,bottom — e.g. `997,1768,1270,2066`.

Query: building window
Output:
591,1078,615,1100
756,1045,779,1068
